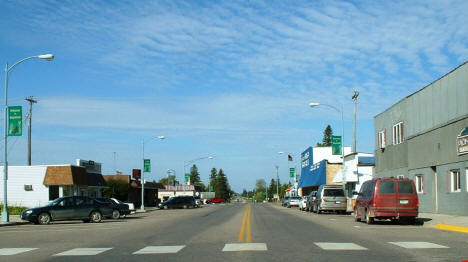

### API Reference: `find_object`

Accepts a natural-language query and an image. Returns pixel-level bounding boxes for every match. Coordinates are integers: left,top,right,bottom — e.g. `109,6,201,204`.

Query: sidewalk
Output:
419,212,468,234
0,215,29,227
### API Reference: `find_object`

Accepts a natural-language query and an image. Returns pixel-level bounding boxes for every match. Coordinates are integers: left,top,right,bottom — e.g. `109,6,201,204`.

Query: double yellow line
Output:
237,204,252,242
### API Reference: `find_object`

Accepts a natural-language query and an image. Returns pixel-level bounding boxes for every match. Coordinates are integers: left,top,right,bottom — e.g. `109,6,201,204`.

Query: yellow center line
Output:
246,204,252,243
237,204,253,242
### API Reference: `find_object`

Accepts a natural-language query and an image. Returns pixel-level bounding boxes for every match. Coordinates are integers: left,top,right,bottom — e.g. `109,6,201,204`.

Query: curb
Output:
0,221,29,227
435,224,468,234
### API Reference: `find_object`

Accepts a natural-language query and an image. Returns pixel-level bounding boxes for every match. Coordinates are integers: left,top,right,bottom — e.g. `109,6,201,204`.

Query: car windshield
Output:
46,198,63,206
324,189,345,197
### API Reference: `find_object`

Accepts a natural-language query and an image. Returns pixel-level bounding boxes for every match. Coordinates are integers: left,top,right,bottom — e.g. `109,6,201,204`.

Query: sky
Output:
1,0,467,192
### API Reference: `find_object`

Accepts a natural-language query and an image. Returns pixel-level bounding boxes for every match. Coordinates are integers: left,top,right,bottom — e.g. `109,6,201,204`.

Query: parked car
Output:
21,196,113,225
298,196,309,211
287,196,301,208
95,197,131,219
354,178,419,224
312,185,347,214
125,202,136,214
282,197,290,207
159,196,197,209
210,198,226,203
306,191,317,212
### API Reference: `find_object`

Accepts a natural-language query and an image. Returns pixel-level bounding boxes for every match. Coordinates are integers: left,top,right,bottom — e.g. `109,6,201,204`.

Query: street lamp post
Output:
183,156,214,186
167,169,176,195
2,54,54,222
275,165,279,202
309,102,345,186
141,135,165,211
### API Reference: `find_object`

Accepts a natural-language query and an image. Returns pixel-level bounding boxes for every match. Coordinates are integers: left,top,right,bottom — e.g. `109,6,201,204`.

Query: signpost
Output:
8,106,22,136
143,159,151,172
289,168,295,178
332,136,342,155
185,173,190,183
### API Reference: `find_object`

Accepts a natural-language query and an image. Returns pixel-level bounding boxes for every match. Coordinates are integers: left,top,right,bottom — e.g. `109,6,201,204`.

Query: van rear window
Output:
324,189,344,197
378,181,395,194
398,181,414,194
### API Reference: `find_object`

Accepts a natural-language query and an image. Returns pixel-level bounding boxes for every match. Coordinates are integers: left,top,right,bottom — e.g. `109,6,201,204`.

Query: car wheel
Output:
38,213,51,225
111,209,120,219
354,208,361,222
90,211,102,223
365,209,374,225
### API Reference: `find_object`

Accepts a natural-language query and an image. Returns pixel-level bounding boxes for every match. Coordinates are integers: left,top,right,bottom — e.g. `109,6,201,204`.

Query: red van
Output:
354,178,419,224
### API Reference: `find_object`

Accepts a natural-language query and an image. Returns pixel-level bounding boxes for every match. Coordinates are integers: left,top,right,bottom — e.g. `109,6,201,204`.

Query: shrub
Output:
0,205,28,215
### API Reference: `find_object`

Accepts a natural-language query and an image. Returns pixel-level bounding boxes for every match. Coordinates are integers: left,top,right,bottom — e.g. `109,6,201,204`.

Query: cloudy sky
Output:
1,0,467,192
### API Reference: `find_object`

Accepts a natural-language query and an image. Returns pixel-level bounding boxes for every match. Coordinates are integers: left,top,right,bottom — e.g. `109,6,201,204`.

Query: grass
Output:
0,206,28,215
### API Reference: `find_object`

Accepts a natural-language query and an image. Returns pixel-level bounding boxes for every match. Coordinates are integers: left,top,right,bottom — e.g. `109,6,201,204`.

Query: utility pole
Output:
113,152,116,174
25,96,37,166
351,91,359,153
275,165,279,202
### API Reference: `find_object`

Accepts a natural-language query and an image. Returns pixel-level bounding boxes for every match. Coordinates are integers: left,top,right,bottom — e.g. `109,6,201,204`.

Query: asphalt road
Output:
0,202,467,262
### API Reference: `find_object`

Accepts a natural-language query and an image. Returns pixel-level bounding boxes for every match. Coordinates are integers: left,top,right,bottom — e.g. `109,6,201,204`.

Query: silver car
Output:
312,185,347,214
287,196,301,208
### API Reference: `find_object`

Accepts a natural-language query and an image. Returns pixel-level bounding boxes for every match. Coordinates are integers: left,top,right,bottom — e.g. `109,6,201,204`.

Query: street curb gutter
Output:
435,224,468,234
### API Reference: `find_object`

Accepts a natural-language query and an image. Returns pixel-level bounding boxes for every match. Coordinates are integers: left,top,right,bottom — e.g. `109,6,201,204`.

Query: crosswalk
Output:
0,241,453,256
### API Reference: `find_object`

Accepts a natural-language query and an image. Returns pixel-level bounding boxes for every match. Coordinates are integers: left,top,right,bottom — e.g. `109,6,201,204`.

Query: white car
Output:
298,196,309,211
122,201,136,214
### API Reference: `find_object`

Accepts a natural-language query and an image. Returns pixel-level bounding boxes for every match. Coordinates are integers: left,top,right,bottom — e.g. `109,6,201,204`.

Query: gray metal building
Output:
374,61,468,215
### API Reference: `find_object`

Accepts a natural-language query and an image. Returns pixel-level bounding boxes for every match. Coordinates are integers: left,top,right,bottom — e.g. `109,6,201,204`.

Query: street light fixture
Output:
141,135,165,211
2,54,54,222
309,101,346,186
183,156,214,187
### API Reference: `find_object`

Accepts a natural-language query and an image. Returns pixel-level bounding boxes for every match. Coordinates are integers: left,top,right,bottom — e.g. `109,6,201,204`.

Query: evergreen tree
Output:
267,178,276,200
215,169,230,199
190,164,201,185
159,175,178,186
242,189,248,197
209,167,217,192
317,125,333,147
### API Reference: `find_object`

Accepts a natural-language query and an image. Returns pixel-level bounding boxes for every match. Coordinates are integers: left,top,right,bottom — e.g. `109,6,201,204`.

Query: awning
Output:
298,160,326,188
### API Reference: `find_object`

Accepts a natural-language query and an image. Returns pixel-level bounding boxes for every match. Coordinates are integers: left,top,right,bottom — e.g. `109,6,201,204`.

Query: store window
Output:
451,170,461,192
378,130,386,149
49,186,59,200
415,175,424,194
393,122,404,145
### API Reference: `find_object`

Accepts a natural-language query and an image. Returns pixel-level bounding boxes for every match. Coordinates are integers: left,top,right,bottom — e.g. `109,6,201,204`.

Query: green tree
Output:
242,189,248,197
267,178,276,200
279,182,291,199
102,178,129,201
253,191,266,202
317,125,333,147
215,169,230,199
190,164,201,184
209,167,217,192
255,179,266,192
159,175,179,186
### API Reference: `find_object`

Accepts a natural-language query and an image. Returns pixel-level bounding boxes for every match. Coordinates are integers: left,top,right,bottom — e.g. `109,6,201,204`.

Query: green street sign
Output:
185,173,190,183
332,136,342,155
8,106,22,136
209,185,214,192
289,168,295,178
143,159,151,172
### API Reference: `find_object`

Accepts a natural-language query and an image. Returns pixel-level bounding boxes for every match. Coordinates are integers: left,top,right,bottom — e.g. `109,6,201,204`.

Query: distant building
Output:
157,185,202,203
374,61,468,215
103,174,164,207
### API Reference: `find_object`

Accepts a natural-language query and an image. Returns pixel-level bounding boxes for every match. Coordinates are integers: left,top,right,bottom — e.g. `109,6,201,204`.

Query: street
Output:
0,203,467,262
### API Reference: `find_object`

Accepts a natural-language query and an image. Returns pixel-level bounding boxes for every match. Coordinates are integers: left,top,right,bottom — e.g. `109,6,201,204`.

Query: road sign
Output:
185,173,190,183
209,185,214,192
132,169,141,180
332,136,342,155
8,106,22,136
143,159,151,172
289,168,295,178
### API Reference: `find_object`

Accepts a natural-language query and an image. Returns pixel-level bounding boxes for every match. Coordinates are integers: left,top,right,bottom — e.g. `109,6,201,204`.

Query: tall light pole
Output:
167,169,177,195
141,135,165,211
352,91,359,153
275,165,279,202
309,102,345,186
183,156,214,187
2,54,54,222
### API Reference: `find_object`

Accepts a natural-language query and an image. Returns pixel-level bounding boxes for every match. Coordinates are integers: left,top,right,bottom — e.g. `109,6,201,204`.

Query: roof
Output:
103,174,131,183
43,165,88,186
43,165,108,187
130,181,165,190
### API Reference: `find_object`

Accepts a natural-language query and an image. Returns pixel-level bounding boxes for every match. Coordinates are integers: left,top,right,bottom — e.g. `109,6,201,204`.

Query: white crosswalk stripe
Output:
314,242,368,250
133,245,186,254
0,248,38,256
222,243,268,251
388,242,449,249
53,248,113,256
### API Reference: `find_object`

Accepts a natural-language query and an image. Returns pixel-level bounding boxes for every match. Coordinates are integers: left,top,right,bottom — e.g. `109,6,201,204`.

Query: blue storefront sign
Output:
298,158,327,188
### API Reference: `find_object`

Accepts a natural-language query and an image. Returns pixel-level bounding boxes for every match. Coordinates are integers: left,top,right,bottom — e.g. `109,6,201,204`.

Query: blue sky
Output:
1,0,467,192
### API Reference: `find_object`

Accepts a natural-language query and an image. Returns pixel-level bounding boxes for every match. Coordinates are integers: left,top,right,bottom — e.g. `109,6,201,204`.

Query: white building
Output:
0,161,107,208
